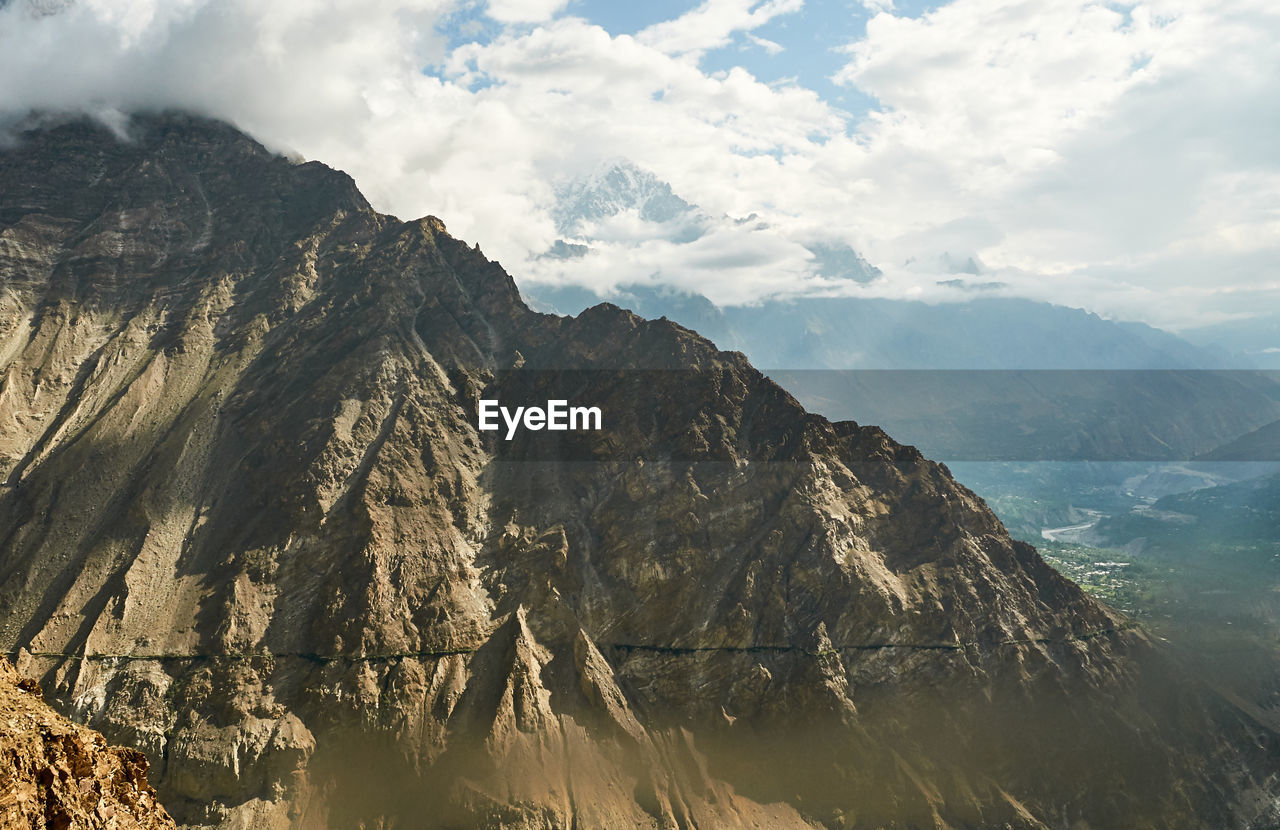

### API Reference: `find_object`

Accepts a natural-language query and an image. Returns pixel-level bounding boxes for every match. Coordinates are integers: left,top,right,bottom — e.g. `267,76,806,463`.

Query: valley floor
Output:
958,462,1280,724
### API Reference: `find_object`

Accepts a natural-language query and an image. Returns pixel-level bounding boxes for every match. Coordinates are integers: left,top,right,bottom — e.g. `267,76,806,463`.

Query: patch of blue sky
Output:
428,0,949,107
436,1,504,50
694,0,903,132
428,2,501,85
564,0,701,35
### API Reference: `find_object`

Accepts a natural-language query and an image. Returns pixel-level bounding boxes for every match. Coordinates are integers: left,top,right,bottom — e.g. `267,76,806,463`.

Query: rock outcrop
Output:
0,656,174,829
0,113,1277,828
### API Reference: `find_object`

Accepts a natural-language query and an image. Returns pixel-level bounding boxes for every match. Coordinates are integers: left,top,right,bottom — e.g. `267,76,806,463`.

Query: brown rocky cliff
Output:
0,113,1277,829
0,657,174,829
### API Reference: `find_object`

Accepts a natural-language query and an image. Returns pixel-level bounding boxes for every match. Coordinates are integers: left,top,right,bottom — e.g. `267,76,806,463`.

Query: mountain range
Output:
1,113,1278,828
528,286,1280,463
528,161,1244,372
527,283,1241,371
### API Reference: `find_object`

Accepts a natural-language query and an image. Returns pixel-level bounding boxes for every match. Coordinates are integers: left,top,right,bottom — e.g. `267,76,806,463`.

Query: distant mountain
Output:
1096,471,1280,548
526,284,1238,370
771,368,1280,461
1201,417,1280,461
527,286,1280,470
551,161,693,236
1183,315,1280,369
541,162,880,283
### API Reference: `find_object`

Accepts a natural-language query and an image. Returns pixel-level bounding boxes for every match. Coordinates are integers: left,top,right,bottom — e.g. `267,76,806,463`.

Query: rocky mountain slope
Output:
1,113,1278,829
0,656,174,829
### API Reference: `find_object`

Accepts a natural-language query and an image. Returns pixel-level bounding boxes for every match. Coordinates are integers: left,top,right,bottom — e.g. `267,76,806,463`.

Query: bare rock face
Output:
0,113,1278,828
0,657,174,829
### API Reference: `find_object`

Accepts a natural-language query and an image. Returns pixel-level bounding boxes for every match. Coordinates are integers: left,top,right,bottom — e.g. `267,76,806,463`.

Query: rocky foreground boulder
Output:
0,657,174,829
0,113,1278,828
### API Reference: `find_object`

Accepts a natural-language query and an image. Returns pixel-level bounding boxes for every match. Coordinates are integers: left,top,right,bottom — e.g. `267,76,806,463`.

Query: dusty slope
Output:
0,113,1277,829
0,657,174,829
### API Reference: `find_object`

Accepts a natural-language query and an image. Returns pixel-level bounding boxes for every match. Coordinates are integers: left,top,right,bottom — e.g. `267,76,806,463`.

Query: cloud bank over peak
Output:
0,0,1275,330
0,0,451,146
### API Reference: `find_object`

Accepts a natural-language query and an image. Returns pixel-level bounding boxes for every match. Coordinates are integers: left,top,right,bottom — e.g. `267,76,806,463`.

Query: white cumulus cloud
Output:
485,0,568,24
637,0,804,57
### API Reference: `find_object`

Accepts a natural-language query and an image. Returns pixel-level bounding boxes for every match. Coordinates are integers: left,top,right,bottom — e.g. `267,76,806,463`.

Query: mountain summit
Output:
1,114,1277,828
552,160,694,236
538,160,880,289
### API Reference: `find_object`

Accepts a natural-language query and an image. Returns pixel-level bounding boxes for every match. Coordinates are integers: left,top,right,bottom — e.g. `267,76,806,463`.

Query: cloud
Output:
0,0,844,300
485,0,567,24
746,33,783,55
817,0,1280,329
637,0,803,57
432,18,844,245
0,0,453,142
0,0,1275,331
522,209,836,305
